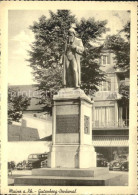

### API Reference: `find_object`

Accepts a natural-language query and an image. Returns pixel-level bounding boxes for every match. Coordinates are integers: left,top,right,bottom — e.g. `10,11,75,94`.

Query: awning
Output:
93,135,129,147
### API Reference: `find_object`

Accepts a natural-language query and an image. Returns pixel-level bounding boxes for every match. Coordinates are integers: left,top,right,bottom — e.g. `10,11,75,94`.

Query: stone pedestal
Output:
14,88,124,186
48,88,96,168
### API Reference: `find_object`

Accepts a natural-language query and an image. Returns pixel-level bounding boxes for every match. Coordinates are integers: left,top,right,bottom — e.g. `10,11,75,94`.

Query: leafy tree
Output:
104,22,130,77
120,21,130,40
28,10,109,113
8,88,31,124
118,82,129,126
118,83,129,106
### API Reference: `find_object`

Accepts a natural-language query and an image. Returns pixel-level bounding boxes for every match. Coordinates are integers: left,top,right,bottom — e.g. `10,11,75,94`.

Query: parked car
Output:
41,159,48,168
109,154,129,171
28,153,48,169
111,160,128,171
96,153,108,167
109,160,119,170
25,162,33,170
16,163,24,170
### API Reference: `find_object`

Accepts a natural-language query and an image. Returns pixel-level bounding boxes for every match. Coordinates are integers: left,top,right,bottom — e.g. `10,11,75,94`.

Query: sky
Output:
8,10,130,85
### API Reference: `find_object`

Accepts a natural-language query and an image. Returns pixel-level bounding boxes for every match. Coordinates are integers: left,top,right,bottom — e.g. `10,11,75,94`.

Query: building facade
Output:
92,49,129,161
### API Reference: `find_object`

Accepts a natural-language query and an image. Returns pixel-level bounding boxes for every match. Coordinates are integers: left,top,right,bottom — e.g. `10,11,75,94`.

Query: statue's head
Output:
68,28,76,42
68,28,76,36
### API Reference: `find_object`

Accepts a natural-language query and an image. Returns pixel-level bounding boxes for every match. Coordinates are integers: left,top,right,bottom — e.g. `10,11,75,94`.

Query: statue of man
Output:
63,28,84,88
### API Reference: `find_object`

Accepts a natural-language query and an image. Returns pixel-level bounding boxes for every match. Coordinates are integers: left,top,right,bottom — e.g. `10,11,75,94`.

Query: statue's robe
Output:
63,37,84,88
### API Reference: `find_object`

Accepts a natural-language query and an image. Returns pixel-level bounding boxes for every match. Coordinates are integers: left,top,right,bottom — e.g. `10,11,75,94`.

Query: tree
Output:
28,10,109,113
118,83,129,106
8,88,31,124
104,22,130,77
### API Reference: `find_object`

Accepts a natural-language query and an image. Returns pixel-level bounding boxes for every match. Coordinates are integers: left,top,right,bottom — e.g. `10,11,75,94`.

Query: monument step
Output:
32,167,109,177
14,173,122,186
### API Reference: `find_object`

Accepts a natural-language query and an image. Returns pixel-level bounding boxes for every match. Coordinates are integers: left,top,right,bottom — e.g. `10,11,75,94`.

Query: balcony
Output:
92,119,129,130
93,91,122,101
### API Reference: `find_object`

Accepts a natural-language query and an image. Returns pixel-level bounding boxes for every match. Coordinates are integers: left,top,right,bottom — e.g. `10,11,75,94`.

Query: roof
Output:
9,84,43,111
38,135,52,141
28,153,48,155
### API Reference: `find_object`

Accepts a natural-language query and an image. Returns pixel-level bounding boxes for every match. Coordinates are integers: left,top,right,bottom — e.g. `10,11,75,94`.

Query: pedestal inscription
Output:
56,114,79,133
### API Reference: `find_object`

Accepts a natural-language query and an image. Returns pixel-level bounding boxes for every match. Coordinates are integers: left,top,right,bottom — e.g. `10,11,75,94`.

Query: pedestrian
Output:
8,162,12,176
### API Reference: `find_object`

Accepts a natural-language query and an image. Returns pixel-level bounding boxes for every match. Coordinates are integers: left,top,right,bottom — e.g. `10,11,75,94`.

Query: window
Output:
99,80,111,91
103,55,106,64
101,54,110,65
28,155,32,159
107,55,110,64
94,106,115,127
42,154,48,158
32,154,38,159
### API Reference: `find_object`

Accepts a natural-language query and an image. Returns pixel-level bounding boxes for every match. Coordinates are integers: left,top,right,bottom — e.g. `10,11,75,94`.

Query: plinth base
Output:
49,145,96,168
32,167,109,177
14,168,122,186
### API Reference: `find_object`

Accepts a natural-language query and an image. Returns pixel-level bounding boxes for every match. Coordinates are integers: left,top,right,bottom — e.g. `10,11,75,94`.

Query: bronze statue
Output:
63,27,84,88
